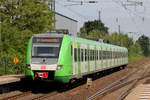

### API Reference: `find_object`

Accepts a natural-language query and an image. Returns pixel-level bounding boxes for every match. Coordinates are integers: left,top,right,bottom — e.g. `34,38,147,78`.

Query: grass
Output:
128,55,145,62
0,66,5,76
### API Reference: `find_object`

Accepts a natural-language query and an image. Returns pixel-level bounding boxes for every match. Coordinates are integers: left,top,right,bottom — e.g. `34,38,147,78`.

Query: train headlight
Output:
27,64,31,70
56,65,63,70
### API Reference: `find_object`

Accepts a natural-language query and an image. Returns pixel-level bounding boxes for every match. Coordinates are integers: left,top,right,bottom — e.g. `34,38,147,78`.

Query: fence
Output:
0,57,25,76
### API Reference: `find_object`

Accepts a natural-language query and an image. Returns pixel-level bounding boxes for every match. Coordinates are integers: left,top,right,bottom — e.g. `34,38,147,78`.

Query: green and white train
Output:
25,33,128,83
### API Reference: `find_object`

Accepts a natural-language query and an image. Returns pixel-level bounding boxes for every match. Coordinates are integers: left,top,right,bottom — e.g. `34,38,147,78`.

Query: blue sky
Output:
55,0,150,39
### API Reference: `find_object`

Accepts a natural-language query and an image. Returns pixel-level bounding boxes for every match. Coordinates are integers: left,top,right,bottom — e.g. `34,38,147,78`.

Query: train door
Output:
80,44,87,73
112,48,114,67
90,45,95,72
97,47,101,70
114,48,116,67
72,43,78,75
102,47,106,69
108,47,110,68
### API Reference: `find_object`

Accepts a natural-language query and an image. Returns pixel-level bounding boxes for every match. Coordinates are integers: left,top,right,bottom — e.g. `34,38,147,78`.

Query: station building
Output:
55,12,78,36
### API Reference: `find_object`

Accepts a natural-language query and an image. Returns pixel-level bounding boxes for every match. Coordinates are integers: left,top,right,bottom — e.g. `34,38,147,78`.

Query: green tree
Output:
0,0,55,74
137,35,150,57
79,20,108,37
0,0,55,33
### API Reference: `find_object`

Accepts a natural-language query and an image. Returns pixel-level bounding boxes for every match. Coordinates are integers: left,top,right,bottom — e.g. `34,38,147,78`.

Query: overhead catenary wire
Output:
56,0,94,20
112,0,143,36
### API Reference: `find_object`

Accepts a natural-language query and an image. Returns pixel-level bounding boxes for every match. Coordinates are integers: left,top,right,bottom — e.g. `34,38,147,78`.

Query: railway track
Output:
116,63,150,100
1,91,32,100
31,91,58,100
87,61,150,100
1,59,150,100
1,90,59,100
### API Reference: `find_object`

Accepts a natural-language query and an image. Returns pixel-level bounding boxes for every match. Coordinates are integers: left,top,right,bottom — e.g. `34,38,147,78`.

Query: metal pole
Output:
118,25,120,34
98,11,101,21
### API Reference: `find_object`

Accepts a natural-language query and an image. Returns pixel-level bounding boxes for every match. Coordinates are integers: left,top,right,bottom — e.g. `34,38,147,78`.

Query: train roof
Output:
32,33,127,51
64,35,128,51
33,33,64,38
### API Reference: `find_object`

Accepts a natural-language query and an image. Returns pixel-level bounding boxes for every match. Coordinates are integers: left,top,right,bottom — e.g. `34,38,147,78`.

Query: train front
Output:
25,34,63,81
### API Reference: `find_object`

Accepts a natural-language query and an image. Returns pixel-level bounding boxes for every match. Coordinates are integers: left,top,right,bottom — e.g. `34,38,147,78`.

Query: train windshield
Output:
32,37,62,58
32,43,60,58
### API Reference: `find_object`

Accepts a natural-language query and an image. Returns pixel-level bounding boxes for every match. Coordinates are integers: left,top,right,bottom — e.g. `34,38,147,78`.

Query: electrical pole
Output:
118,25,120,34
98,11,101,21
98,11,101,31
48,0,55,28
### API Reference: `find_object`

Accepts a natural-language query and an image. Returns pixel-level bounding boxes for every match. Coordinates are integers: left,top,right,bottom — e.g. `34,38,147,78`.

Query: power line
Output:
56,0,94,20
112,0,147,36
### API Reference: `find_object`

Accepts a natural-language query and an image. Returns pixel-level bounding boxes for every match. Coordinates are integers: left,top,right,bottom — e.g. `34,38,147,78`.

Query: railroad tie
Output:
140,85,150,100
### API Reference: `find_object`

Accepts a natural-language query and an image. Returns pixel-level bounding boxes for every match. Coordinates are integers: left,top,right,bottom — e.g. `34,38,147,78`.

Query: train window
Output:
113,52,115,58
81,49,84,61
103,51,105,59
110,51,113,59
90,50,92,61
90,50,92,60
74,48,77,62
101,50,103,59
120,52,121,58
103,51,104,59
105,51,107,59
88,49,90,61
110,51,112,59
108,51,110,59
78,48,80,61
92,50,94,61
116,52,118,58
115,52,117,58
99,50,101,60
85,49,87,61
97,50,98,60
109,51,111,59
120,52,122,58
113,52,116,59
106,51,108,59
92,50,95,60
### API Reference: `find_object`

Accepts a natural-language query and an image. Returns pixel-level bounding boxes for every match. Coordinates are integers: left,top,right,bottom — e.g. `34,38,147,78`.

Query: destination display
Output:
33,37,61,43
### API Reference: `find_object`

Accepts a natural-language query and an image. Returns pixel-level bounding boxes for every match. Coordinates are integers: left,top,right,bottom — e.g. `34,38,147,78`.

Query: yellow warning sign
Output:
13,57,19,64
72,43,78,45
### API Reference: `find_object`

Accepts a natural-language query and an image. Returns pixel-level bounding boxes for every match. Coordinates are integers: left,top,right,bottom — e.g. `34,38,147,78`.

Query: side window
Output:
103,51,105,59
81,49,84,62
115,52,117,58
107,51,109,59
90,50,92,60
78,48,80,61
85,49,87,61
99,50,101,60
92,50,95,60
74,48,77,62
105,51,107,59
109,51,110,58
88,49,90,61
97,50,98,60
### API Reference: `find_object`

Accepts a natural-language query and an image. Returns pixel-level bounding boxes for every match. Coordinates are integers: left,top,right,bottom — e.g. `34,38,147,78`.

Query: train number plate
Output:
40,65,46,70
